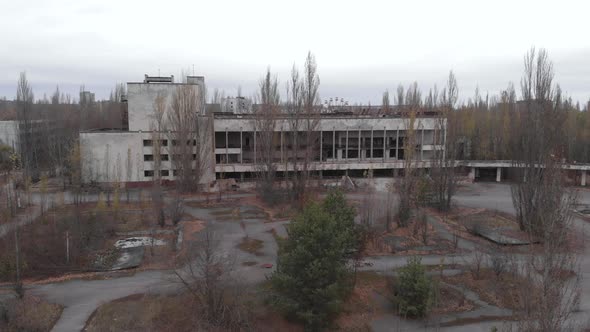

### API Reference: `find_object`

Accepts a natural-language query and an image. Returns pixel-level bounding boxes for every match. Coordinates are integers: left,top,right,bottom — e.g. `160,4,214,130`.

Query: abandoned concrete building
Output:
79,74,589,187
213,115,444,180
79,75,446,186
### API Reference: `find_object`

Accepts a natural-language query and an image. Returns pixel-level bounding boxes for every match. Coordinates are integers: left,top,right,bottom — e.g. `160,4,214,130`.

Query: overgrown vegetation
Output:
268,189,360,330
392,256,432,318
0,294,63,332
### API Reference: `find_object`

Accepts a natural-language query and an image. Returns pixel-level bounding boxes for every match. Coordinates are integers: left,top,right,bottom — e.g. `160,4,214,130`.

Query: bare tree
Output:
125,148,133,202
14,226,23,298
511,48,569,235
175,226,250,329
66,141,83,205
285,64,303,203
395,84,405,108
509,47,581,331
109,83,126,103
168,85,211,193
151,93,167,227
169,196,184,226
382,90,391,114
517,180,580,331
430,71,459,211
397,83,421,227
254,68,280,203
16,72,36,180
286,52,321,205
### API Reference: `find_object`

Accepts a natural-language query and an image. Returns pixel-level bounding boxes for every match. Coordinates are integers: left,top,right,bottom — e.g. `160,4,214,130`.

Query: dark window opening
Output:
160,170,169,176
143,139,153,147
161,154,169,161
144,170,154,177
347,150,359,159
144,154,154,161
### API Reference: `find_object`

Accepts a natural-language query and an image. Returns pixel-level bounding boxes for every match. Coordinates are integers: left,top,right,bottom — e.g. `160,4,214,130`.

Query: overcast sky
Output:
1,0,589,105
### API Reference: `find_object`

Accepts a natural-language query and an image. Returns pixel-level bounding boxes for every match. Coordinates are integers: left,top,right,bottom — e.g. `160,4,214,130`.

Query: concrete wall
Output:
0,121,18,151
127,82,203,132
213,116,442,132
80,132,144,183
80,130,215,185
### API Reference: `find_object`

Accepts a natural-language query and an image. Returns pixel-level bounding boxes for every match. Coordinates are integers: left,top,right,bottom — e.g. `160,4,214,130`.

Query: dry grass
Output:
1,202,179,282
237,237,264,256
85,291,303,332
443,268,528,310
84,293,197,332
335,271,390,331
268,228,284,244
431,281,477,315
0,294,63,332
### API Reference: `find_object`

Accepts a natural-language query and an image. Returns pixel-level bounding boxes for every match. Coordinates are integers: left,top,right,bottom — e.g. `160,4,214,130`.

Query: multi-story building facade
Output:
80,75,446,187
213,114,444,180
80,75,215,186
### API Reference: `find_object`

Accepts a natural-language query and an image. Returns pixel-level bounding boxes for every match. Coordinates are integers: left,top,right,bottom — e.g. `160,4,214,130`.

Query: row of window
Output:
144,170,179,177
143,139,198,147
144,154,197,161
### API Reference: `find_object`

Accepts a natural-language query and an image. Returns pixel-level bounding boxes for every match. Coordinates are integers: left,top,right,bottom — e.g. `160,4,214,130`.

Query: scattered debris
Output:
114,237,166,249
110,247,145,271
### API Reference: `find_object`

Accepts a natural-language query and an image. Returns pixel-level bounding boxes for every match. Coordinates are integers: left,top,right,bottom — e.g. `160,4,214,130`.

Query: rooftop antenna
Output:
192,64,195,75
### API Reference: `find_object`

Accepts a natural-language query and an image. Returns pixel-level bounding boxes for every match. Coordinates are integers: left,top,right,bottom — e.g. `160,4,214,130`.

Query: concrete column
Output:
253,128,257,165
280,127,284,164
320,129,323,163
319,170,323,179
225,128,229,164
358,129,361,161
345,130,349,160
383,127,386,162
468,167,476,181
582,170,587,186
442,124,447,162
420,126,424,161
395,128,399,160
240,127,243,164
332,128,336,161
370,128,374,159
496,167,502,182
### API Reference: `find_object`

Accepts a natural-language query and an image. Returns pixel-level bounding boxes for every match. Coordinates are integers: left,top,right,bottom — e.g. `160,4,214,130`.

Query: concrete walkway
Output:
28,200,280,332
10,183,590,331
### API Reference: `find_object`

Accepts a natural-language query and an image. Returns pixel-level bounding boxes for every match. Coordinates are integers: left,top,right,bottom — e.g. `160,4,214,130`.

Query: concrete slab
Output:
475,227,532,245
110,247,145,271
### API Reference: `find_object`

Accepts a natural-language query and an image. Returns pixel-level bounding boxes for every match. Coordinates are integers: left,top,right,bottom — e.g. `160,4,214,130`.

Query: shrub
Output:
393,257,432,318
490,252,507,278
470,249,485,280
